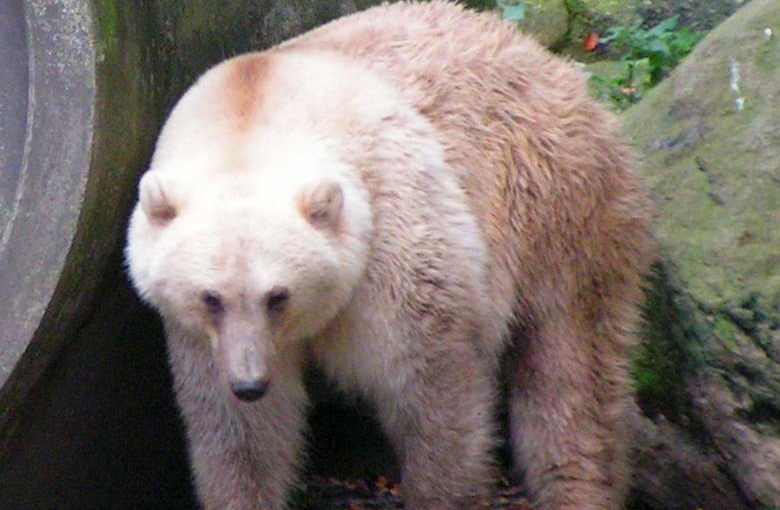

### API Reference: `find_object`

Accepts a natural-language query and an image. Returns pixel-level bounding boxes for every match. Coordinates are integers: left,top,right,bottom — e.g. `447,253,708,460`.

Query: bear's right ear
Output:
138,172,177,225
298,180,344,231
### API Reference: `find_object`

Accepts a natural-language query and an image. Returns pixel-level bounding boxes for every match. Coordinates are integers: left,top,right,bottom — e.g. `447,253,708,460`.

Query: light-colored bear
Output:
126,2,655,509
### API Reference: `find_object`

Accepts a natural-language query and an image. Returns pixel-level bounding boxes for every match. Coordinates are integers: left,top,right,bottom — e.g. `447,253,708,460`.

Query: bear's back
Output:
279,1,653,319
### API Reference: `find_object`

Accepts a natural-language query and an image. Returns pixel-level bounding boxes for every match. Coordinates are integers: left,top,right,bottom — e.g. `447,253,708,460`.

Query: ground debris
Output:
302,474,531,509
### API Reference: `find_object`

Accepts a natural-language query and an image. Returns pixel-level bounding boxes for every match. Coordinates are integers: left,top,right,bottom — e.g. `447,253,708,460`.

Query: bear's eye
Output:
266,286,290,315
202,291,224,315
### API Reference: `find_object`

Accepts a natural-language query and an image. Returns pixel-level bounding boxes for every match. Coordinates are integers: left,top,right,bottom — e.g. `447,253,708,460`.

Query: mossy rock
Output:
623,0,780,311
575,0,639,33
624,2,780,486
513,0,570,48
512,0,637,50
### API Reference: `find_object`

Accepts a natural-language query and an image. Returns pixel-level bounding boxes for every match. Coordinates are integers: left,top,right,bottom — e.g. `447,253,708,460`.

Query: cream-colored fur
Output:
126,2,654,509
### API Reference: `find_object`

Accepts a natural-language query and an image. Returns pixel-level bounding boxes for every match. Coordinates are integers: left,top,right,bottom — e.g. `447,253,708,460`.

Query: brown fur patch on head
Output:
214,53,272,131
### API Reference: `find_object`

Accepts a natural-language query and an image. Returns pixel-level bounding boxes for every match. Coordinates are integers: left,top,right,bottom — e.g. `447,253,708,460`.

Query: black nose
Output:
230,378,271,402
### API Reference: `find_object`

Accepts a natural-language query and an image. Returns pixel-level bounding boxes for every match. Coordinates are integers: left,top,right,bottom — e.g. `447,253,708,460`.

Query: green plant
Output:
592,16,703,109
496,0,525,21
589,69,646,111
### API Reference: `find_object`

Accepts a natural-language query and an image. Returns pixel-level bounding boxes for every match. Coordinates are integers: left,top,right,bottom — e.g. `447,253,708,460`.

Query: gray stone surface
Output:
0,0,27,243
0,0,97,405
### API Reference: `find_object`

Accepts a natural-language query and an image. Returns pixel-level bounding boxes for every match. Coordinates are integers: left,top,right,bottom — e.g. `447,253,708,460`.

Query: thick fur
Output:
126,2,655,509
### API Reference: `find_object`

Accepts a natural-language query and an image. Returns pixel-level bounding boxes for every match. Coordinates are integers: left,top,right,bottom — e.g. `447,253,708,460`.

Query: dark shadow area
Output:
0,272,196,510
305,370,399,483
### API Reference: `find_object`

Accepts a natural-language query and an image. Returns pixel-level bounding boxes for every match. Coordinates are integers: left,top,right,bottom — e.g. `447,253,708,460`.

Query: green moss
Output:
712,315,739,349
514,0,569,48
460,0,497,11
581,0,635,17
93,0,117,51
634,264,695,422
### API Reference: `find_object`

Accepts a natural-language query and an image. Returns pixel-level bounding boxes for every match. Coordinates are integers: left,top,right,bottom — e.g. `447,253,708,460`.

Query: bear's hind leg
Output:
508,311,632,510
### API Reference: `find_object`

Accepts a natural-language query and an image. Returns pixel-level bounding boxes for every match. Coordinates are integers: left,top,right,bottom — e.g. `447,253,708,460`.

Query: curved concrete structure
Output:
0,0,155,429
0,0,96,400
0,0,28,251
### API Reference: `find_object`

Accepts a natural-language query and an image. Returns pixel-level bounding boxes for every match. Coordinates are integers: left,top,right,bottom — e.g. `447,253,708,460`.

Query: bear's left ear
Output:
298,180,344,231
138,171,178,225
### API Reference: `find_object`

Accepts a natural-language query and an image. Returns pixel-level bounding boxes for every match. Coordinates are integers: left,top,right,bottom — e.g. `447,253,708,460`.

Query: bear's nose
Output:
230,377,271,402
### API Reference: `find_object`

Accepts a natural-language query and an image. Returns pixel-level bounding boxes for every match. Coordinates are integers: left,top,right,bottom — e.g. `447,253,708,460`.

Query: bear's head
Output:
125,53,375,401
127,165,372,401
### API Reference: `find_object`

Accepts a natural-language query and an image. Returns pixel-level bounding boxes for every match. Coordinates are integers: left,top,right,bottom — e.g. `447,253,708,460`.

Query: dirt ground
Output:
637,0,743,31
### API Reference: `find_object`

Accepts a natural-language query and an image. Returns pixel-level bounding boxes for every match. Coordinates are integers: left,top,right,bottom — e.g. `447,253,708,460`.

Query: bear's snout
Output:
230,377,271,402
216,317,272,402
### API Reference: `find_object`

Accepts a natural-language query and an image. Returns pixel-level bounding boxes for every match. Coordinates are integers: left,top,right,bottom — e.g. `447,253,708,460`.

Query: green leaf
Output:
501,4,525,21
647,16,679,37
600,30,620,45
646,39,671,57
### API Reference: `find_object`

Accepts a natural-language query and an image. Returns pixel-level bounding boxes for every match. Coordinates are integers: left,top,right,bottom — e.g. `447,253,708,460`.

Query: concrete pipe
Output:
0,0,159,433
0,0,149,420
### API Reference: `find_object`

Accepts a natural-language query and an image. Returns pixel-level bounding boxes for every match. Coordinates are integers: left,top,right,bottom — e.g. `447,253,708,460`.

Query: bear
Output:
125,2,655,509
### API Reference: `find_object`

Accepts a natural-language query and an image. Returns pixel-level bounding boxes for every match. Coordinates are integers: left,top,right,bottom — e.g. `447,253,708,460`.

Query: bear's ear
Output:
298,180,344,231
138,172,177,225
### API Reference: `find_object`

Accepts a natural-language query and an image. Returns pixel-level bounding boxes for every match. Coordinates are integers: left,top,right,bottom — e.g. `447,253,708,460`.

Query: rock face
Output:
622,0,780,507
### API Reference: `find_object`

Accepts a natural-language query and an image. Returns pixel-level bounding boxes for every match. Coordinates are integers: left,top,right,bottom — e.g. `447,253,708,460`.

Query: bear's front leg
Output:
168,335,308,510
188,385,308,510
374,341,497,510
